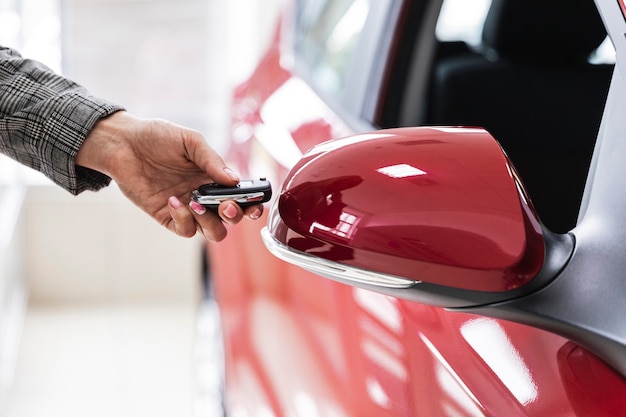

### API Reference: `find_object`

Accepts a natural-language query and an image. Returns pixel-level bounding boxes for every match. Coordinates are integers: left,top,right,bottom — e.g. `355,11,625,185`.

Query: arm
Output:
0,45,123,193
0,46,261,241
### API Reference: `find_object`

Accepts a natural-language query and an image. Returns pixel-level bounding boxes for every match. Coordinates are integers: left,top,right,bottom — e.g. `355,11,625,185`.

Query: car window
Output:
435,0,615,63
425,0,615,233
435,0,491,48
295,0,371,99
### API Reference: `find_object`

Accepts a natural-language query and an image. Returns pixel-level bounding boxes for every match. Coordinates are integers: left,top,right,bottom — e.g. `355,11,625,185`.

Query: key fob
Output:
191,178,272,208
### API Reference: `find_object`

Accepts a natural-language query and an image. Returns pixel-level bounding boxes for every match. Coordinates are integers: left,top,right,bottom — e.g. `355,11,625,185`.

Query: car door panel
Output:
207,0,626,415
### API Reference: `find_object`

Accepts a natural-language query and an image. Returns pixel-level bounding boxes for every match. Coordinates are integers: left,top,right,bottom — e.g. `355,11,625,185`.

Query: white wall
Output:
1,0,282,306
1,1,283,413
0,176,26,413
23,185,203,305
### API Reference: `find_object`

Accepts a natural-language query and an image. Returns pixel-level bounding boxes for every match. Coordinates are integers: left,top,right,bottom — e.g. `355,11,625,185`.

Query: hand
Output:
75,111,263,241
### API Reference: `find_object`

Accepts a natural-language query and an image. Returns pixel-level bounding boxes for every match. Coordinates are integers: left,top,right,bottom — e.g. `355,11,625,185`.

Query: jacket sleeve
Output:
0,45,125,194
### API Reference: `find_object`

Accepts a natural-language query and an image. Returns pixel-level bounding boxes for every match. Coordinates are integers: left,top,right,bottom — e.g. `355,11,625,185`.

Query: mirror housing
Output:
262,127,573,308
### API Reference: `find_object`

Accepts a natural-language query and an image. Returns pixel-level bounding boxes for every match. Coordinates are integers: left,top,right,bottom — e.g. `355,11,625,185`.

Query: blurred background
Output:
0,0,281,415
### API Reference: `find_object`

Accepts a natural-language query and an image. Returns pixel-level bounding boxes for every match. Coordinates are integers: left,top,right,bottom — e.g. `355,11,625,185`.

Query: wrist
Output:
75,111,137,178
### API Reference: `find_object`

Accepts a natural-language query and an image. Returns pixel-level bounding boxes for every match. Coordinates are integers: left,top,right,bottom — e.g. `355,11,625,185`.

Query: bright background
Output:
0,0,281,416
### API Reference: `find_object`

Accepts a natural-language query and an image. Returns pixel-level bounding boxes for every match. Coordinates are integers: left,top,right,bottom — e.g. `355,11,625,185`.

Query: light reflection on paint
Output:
293,391,346,417
309,210,359,239
366,377,391,408
354,288,408,410
419,332,483,411
377,164,427,179
254,122,303,169
430,127,487,134
294,392,320,417
353,288,402,333
261,78,331,132
361,338,407,381
257,406,276,417
435,365,486,417
310,133,395,154
461,318,538,405
258,77,338,168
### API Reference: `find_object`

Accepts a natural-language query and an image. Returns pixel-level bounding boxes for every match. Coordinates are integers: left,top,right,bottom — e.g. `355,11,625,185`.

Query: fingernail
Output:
168,196,182,209
224,167,240,182
189,200,207,215
249,207,262,219
223,204,237,219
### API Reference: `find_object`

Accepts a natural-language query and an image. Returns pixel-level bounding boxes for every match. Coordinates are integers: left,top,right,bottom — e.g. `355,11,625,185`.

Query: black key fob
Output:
191,178,272,208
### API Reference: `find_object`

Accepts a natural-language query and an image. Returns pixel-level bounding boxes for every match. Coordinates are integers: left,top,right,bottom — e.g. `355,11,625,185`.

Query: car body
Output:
206,0,626,415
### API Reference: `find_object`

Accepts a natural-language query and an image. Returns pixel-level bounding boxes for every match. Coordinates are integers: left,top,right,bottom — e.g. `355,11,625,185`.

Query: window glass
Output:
590,37,616,64
435,0,615,63
435,0,490,48
295,0,371,99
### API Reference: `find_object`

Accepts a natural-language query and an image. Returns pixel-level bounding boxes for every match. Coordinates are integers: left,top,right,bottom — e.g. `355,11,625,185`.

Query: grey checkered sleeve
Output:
0,45,125,194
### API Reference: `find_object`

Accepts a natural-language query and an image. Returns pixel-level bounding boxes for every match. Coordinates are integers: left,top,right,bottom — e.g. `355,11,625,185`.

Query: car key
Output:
191,178,272,208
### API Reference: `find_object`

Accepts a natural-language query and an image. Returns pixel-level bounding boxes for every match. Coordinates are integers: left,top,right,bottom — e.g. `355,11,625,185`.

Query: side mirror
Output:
262,127,574,308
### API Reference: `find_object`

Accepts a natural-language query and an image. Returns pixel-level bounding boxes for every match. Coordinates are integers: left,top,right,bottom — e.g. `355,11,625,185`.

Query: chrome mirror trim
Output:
261,227,419,289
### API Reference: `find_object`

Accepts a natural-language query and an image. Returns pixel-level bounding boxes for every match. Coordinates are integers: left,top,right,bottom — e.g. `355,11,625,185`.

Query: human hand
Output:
75,111,263,241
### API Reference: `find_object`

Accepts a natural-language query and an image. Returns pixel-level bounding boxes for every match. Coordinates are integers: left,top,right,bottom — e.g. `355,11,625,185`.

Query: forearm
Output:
0,45,123,194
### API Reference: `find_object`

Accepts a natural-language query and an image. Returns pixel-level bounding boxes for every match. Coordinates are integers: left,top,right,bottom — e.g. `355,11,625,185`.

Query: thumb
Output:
186,133,240,185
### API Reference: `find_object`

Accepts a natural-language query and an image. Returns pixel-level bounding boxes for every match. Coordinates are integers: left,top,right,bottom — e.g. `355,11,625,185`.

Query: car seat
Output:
426,0,613,233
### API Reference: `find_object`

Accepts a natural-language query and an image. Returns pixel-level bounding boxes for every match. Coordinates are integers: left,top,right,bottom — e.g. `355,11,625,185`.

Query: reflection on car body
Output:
206,0,626,415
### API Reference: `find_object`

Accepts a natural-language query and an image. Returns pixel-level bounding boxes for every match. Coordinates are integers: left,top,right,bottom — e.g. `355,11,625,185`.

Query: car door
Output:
207,0,626,415
210,1,402,414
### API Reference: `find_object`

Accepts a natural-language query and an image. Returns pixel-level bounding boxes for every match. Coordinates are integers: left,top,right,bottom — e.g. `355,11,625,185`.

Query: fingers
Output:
167,197,264,241
167,196,205,238
217,202,264,223
243,204,264,220
188,200,228,241
167,196,225,241
184,132,240,186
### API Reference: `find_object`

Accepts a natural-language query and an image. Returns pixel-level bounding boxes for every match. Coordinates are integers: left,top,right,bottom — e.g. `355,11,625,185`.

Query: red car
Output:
206,0,626,415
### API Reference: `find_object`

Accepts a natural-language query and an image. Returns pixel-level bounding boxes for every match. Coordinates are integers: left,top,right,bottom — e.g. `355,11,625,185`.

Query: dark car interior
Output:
388,0,613,233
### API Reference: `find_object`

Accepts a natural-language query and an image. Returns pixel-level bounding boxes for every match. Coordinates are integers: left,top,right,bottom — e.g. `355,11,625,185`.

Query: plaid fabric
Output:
0,45,124,195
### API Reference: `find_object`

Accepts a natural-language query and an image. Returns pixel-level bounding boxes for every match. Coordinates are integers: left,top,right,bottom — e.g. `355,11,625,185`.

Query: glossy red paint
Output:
274,127,544,291
557,342,626,415
207,1,626,415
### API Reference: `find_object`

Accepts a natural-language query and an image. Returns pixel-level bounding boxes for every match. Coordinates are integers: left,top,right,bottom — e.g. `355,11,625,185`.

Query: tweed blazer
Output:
0,45,123,194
